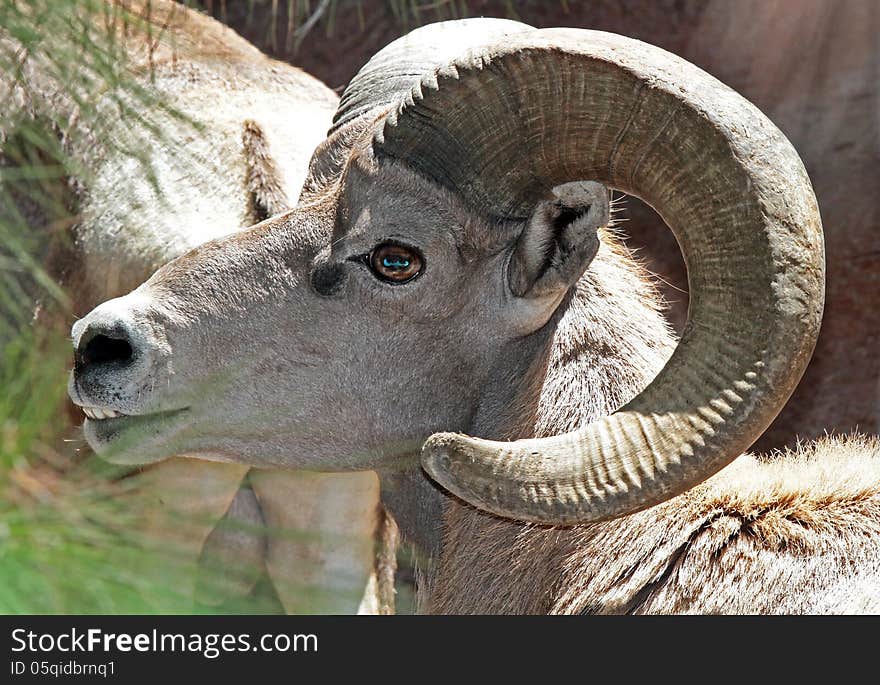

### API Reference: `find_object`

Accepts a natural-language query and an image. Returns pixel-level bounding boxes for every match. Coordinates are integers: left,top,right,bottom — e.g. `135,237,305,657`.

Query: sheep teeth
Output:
82,406,122,420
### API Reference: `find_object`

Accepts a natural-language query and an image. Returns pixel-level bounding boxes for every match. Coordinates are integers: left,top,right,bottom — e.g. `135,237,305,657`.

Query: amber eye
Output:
368,243,423,284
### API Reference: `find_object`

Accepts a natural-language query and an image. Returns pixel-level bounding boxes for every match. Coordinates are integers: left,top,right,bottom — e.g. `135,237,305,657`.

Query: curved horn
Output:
331,18,532,135
373,27,825,524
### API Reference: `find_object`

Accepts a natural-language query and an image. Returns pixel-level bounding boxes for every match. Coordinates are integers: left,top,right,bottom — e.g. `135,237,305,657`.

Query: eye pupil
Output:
369,243,423,284
382,256,410,270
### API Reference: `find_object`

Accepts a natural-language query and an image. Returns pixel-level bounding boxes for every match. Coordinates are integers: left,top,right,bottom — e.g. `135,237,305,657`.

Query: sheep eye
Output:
368,243,423,284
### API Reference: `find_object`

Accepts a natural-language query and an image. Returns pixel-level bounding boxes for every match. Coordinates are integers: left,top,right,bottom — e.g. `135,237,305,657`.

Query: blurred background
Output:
1,0,877,613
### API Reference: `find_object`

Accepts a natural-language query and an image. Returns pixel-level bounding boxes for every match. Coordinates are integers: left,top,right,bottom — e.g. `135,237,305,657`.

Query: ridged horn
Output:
331,18,532,135
373,26,824,524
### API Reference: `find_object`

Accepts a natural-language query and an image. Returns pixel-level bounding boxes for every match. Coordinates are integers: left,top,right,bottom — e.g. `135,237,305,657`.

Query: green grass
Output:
0,0,280,614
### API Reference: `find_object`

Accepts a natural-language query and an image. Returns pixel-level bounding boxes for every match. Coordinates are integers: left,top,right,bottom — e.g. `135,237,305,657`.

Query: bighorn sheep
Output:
3,0,385,614
67,17,880,613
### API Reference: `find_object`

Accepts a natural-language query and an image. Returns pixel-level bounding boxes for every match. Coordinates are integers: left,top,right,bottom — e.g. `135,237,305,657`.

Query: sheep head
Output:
69,19,824,525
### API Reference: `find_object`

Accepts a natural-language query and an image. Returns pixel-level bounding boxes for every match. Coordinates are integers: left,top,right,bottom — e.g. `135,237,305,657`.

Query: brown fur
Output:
427,435,880,614
92,0,266,71
406,229,879,614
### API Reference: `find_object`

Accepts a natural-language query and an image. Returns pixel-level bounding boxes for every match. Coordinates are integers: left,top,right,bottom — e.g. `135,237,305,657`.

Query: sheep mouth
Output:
83,407,190,464
81,405,125,421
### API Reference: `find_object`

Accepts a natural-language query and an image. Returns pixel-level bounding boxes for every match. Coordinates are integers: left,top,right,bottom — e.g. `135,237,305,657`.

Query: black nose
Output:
75,323,135,373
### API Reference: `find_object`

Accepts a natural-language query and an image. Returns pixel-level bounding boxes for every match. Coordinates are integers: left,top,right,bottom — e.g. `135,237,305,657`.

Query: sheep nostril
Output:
77,333,134,370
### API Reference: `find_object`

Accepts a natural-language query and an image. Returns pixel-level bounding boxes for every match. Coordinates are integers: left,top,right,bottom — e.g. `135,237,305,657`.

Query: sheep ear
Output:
242,119,291,223
508,181,609,299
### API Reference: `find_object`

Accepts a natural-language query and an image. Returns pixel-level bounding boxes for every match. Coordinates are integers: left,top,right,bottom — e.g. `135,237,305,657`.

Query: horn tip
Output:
421,432,472,484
